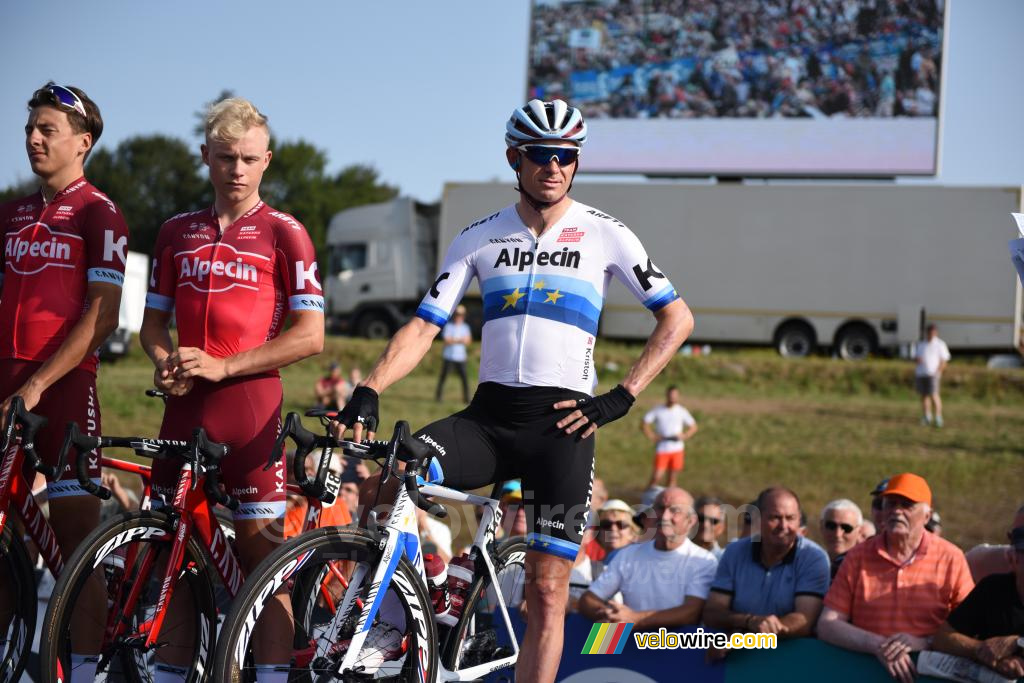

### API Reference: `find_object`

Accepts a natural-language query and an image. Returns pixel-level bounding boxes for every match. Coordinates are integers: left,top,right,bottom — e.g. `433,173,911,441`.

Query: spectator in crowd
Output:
820,498,865,578
579,487,717,628
596,498,642,564
99,470,140,521
583,477,609,561
569,526,606,613
435,304,471,403
418,504,453,563
861,520,877,540
315,362,349,411
818,473,974,683
498,480,528,540
337,457,367,522
869,478,889,529
283,449,354,538
926,508,943,536
730,500,758,543
704,487,830,653
965,504,1024,582
932,509,1024,680
346,366,363,402
694,495,727,559
641,385,698,489
914,323,951,427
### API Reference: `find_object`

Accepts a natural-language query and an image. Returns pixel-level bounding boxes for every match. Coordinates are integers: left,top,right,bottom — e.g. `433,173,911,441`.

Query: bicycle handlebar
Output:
3,397,53,478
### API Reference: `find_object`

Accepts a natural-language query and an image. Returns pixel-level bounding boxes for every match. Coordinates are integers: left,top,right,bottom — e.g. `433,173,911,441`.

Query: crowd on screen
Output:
529,0,943,120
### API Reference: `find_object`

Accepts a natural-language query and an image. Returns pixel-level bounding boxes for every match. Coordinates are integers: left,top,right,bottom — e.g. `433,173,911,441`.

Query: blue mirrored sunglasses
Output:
520,145,579,167
47,85,87,118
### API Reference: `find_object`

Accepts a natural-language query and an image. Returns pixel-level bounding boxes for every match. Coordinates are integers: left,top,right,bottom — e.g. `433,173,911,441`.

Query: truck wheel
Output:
356,311,395,339
775,322,815,358
836,324,876,361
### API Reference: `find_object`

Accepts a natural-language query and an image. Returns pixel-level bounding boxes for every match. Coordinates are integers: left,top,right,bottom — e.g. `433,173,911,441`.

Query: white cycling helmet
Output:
505,99,587,148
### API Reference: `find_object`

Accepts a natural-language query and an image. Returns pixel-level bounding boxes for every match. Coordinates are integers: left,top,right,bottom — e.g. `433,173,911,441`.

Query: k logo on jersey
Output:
4,223,82,275
175,243,268,293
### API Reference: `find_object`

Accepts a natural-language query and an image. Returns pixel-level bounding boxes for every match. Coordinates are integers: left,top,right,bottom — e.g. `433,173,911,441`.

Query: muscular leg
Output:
50,495,107,656
517,551,572,683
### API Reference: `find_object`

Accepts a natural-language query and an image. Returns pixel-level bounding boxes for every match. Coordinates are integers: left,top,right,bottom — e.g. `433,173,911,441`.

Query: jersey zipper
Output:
514,230,540,383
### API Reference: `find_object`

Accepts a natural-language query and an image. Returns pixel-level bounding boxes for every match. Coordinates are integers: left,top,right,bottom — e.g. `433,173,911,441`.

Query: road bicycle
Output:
212,414,528,682
39,405,347,682
0,396,154,683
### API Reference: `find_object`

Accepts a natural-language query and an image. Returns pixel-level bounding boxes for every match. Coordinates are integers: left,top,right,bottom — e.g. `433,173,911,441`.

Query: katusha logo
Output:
175,243,269,293
4,223,82,275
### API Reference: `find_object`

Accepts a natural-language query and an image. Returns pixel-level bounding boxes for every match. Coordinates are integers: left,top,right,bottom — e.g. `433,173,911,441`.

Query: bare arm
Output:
171,309,324,381
641,421,658,443
1,281,121,416
816,607,885,654
702,590,756,633
683,423,699,440
621,298,693,396
617,596,706,630
578,590,613,622
934,622,1024,677
777,595,823,639
362,317,442,394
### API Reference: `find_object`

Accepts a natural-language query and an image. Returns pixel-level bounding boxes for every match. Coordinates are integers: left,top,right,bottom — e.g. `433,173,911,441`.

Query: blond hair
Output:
204,97,269,144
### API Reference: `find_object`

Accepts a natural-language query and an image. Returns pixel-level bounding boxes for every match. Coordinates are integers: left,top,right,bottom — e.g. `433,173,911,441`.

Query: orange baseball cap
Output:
881,473,932,506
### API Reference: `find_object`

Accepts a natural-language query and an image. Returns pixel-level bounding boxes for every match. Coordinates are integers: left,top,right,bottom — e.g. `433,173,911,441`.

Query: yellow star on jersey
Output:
532,279,546,290
544,289,564,304
502,287,526,310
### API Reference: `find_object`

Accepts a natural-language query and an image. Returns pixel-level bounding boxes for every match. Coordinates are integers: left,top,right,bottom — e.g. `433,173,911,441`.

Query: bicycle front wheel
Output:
213,526,438,683
442,537,527,674
0,524,36,683
39,510,218,682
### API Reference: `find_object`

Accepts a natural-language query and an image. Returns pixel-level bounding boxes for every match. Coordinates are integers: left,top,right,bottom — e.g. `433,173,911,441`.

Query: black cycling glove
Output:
335,385,380,433
575,384,635,428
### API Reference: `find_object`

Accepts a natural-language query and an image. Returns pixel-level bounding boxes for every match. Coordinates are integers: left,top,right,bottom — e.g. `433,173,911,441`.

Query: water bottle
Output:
445,553,475,625
423,553,451,622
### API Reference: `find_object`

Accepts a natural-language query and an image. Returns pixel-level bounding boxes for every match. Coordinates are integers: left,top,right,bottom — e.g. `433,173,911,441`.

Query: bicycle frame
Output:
0,436,154,579
336,480,521,682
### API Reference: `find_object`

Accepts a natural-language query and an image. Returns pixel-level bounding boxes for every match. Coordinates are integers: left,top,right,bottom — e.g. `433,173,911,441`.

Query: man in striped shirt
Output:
817,473,974,683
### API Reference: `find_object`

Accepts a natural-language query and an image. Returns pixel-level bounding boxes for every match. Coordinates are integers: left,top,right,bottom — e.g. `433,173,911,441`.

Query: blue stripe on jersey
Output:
481,274,604,312
645,285,679,312
288,294,325,312
145,292,174,312
415,303,448,327
482,286,601,336
87,268,124,286
526,533,580,561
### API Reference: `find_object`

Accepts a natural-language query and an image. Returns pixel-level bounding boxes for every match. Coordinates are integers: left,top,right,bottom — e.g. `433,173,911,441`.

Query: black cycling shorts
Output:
415,382,595,561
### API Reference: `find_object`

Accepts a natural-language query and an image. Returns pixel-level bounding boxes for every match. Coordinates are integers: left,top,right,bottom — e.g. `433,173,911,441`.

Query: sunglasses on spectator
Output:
824,520,856,534
599,519,629,531
47,85,87,118
697,513,722,525
519,145,579,167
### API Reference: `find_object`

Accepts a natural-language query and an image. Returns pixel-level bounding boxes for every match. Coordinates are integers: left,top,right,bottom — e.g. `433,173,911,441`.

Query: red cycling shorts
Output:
0,358,102,497
152,374,285,520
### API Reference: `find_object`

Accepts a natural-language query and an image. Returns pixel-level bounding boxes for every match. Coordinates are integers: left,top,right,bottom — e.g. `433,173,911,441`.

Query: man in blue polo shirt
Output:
703,487,830,656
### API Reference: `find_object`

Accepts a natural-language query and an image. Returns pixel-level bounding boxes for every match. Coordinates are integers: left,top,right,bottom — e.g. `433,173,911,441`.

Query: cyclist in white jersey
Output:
333,99,694,683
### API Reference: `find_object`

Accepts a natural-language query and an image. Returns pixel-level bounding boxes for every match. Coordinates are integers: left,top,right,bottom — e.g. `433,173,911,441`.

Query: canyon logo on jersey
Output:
4,223,81,275
175,242,268,293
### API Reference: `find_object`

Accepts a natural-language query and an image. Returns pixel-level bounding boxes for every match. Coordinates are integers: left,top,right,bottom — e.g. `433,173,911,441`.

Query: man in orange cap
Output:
817,473,975,683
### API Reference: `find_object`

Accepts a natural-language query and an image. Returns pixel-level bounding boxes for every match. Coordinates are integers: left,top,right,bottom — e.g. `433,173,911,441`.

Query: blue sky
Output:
1,0,1021,202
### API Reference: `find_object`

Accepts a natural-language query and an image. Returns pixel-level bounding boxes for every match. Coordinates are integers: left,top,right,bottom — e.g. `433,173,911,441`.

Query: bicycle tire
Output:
39,510,217,683
442,537,527,674
0,524,36,683
213,526,438,683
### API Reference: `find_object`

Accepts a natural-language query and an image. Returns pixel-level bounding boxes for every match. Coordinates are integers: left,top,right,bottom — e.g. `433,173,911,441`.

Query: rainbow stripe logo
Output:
581,622,634,654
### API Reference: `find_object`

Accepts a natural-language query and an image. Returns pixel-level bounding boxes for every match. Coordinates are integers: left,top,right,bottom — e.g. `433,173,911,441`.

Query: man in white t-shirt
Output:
914,324,951,428
578,487,717,628
641,385,698,488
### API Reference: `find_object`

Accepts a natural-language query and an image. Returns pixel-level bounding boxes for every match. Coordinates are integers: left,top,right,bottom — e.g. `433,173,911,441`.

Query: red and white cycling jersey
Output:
0,177,129,374
145,201,323,364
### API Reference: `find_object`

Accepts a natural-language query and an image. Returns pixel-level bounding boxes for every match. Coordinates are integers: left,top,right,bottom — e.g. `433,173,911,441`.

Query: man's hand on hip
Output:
554,384,635,439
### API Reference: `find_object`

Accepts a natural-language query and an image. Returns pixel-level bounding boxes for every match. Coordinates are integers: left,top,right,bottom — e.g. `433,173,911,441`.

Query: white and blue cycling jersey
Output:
415,201,679,394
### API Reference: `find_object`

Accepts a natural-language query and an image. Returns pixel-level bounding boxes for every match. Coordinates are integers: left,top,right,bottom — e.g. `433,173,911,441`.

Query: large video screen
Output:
527,0,945,176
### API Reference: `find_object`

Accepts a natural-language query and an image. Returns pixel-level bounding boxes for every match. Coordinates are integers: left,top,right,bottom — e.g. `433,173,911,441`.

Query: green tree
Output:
0,178,38,205
85,135,208,254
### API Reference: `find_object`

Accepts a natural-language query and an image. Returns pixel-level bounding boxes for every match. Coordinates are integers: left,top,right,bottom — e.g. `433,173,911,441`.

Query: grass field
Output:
97,336,1024,550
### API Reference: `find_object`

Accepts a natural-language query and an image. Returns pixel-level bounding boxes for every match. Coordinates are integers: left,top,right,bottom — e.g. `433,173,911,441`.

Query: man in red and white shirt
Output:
641,385,697,489
140,97,323,679
0,82,128,551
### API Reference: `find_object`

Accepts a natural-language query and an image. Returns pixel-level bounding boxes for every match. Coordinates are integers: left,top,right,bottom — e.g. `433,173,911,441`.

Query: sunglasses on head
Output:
599,519,629,531
696,513,722,525
47,85,87,118
824,520,856,534
519,145,579,167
